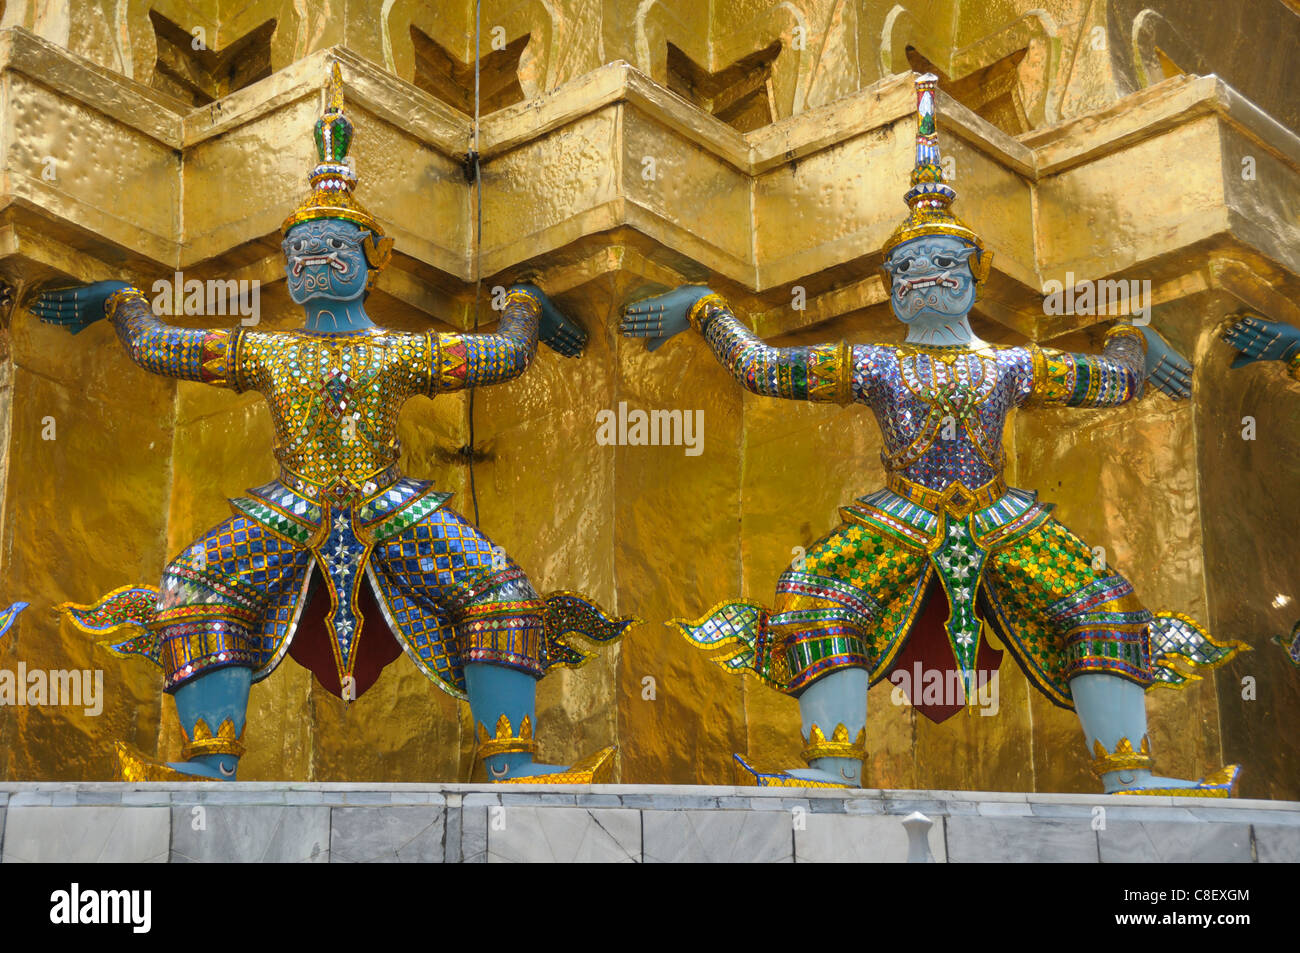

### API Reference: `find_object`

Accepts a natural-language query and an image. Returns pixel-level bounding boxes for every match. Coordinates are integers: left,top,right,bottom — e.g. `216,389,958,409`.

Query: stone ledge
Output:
0,785,1295,862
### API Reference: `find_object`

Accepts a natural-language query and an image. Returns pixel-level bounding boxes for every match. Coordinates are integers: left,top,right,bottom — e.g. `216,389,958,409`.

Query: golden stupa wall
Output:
1,0,1297,797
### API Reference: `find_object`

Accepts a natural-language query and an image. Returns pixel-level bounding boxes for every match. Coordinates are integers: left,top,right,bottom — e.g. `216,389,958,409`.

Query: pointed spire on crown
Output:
882,73,991,290
282,62,383,237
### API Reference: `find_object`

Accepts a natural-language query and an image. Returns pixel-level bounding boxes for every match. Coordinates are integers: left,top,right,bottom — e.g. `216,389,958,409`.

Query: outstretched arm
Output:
429,283,583,393
32,282,236,386
621,286,853,403
1025,324,1189,407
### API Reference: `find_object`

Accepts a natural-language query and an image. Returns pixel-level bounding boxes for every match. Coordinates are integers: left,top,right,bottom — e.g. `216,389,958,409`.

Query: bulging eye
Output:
934,255,956,267
896,258,912,274
293,240,304,252
329,238,343,249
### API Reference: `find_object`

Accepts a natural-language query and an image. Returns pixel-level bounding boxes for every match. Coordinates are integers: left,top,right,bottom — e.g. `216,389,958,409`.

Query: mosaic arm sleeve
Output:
1025,324,1146,408
687,293,853,403
429,287,540,393
106,286,237,387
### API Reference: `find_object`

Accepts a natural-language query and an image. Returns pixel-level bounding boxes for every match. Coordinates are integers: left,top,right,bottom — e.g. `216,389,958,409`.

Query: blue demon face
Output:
883,235,979,326
282,219,370,304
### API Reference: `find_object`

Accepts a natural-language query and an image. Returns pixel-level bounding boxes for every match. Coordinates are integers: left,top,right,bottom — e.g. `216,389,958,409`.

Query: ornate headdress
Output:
282,63,394,272
881,74,992,291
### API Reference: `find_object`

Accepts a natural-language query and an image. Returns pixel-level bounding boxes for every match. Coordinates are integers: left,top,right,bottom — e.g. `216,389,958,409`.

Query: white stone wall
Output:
0,784,1296,862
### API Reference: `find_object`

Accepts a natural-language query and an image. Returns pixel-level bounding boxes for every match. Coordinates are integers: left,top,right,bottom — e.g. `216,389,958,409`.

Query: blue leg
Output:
1071,672,1239,795
165,666,251,780
786,667,869,786
464,663,568,780
444,517,619,783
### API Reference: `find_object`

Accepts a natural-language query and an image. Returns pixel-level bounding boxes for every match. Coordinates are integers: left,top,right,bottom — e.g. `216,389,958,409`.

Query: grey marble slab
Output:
975,800,1034,817
169,805,330,862
643,808,793,863
1098,821,1253,863
461,805,488,863
882,796,981,816
946,816,1099,863
620,793,724,810
574,793,624,808
444,803,464,863
499,792,579,807
330,807,445,863
1253,824,1300,863
487,807,641,863
1188,806,1300,826
1027,801,1102,820
3,806,169,863
796,812,948,862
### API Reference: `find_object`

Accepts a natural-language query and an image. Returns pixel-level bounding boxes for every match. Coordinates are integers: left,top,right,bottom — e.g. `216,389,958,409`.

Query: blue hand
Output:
30,280,129,335
1139,326,1192,400
513,283,586,358
1221,312,1300,368
620,285,712,352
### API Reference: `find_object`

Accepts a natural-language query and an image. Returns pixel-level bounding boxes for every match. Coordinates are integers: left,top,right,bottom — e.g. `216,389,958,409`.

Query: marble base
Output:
0,784,1295,863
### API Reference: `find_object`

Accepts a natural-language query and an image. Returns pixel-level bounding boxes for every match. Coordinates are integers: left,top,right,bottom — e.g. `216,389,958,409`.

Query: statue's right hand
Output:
619,285,712,352
29,280,129,335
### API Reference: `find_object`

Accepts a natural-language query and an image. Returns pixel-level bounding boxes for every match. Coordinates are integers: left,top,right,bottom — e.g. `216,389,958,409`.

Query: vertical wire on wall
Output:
466,0,483,525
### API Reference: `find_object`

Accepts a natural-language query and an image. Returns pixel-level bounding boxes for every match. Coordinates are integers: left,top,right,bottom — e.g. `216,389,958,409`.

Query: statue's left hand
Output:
1221,311,1300,368
515,283,585,358
1138,326,1192,400
30,280,129,335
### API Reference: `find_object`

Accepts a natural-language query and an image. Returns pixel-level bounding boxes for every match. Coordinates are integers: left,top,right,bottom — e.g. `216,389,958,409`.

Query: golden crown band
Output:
1090,735,1154,777
476,713,539,759
282,202,384,238
801,722,867,762
180,717,246,761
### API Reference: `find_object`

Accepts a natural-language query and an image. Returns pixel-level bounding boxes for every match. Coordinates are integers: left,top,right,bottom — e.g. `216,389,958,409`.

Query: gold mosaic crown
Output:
882,73,991,289
282,62,384,238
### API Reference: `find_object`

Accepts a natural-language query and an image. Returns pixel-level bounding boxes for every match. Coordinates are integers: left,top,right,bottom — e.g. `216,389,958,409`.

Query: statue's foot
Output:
1103,765,1242,798
733,754,854,789
114,741,235,782
489,746,617,784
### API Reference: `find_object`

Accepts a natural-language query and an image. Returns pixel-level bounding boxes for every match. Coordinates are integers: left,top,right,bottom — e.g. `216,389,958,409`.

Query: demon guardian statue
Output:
621,75,1246,795
32,66,636,783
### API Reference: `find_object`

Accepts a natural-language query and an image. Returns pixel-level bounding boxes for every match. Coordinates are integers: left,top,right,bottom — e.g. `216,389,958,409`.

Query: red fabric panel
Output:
288,573,404,700
888,577,1003,724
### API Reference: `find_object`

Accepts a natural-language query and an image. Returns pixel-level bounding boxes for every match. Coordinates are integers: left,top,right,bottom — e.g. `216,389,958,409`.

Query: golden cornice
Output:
3,26,1300,341
180,46,472,150
1022,73,1300,178
0,28,188,146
